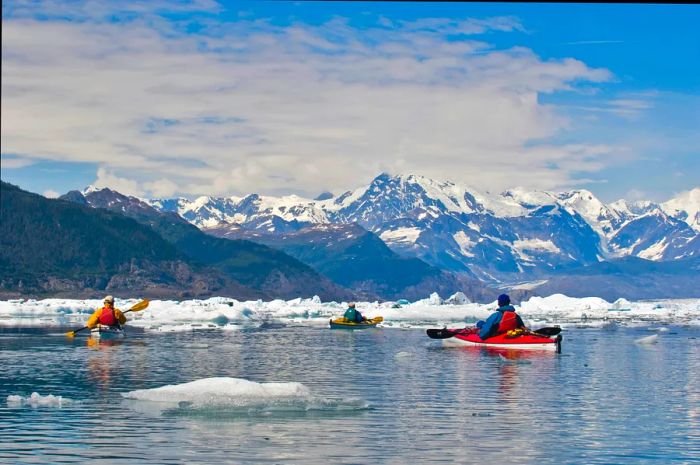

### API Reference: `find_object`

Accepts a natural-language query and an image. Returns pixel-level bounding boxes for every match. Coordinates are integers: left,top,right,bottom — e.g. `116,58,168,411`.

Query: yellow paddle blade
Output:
128,299,150,313
373,316,384,323
65,331,76,338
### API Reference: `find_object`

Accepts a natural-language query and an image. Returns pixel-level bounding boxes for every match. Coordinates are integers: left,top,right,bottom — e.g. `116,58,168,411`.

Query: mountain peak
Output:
314,191,334,201
662,188,700,232
82,184,107,195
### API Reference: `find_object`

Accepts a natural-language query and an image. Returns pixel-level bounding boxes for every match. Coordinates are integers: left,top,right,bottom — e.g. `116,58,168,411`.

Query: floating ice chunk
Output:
611,298,633,310
123,377,310,405
445,292,470,305
122,377,368,414
635,334,659,345
2,295,700,329
7,392,70,407
184,343,210,349
394,351,415,360
428,292,443,305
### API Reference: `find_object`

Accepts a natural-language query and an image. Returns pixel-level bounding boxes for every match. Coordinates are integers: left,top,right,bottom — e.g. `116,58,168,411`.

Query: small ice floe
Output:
635,334,659,345
647,327,669,332
394,351,416,361
122,377,369,417
7,392,70,408
184,343,210,349
148,323,221,333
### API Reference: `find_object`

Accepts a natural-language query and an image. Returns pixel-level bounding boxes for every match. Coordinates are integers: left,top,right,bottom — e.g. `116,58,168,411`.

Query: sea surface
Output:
0,325,698,465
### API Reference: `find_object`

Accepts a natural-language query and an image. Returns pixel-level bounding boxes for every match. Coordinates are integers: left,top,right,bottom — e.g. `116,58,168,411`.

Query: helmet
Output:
497,294,510,306
104,295,115,304
348,302,356,308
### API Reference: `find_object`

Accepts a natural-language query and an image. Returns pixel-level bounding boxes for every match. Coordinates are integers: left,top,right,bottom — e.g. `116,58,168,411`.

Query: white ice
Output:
7,392,70,407
1,293,699,331
122,377,367,412
123,377,309,404
635,334,659,345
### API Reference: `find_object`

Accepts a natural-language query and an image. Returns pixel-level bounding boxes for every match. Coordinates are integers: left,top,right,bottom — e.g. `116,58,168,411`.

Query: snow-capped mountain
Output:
144,173,700,283
661,188,700,233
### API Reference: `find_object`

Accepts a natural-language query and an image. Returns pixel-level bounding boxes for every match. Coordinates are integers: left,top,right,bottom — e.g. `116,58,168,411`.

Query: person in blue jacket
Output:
476,294,526,340
343,302,366,323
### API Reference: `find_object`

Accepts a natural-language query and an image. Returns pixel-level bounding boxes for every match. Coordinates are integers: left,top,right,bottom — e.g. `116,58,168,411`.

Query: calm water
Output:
0,325,698,465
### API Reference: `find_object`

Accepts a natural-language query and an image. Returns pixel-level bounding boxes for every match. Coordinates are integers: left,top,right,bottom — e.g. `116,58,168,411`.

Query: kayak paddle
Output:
530,326,561,337
426,326,560,339
65,299,150,338
426,327,476,339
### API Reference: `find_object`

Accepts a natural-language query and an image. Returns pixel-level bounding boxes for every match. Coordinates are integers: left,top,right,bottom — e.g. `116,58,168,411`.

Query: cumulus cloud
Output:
93,167,144,197
2,1,623,198
43,189,60,198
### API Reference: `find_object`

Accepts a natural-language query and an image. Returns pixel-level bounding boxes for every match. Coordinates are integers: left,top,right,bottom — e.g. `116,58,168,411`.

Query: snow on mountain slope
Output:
142,173,698,279
557,189,623,239
662,188,700,233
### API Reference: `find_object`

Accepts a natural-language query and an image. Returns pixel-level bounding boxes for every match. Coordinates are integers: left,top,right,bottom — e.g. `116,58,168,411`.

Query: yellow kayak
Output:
329,316,383,329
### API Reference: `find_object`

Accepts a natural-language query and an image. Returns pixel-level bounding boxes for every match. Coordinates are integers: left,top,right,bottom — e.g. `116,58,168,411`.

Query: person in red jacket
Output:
86,296,127,329
476,294,526,340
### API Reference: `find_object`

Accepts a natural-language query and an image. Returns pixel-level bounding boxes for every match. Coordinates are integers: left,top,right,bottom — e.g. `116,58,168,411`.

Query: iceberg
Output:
7,392,71,407
1,293,699,330
122,377,368,415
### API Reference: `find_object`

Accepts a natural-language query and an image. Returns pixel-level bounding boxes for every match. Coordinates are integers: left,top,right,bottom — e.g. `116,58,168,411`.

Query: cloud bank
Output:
2,1,620,197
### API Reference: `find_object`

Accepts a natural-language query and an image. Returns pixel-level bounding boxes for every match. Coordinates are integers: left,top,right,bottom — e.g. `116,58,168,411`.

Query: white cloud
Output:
624,189,648,201
1,156,36,169
144,178,180,198
93,167,144,197
2,2,620,198
43,189,60,198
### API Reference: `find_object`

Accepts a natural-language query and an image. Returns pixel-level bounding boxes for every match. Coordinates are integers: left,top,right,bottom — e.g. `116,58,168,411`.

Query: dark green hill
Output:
62,188,352,300
0,181,262,299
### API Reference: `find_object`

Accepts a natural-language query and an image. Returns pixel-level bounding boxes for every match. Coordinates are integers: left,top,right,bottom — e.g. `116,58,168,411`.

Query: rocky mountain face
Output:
59,188,354,301
206,222,496,302
532,256,700,301
147,174,699,287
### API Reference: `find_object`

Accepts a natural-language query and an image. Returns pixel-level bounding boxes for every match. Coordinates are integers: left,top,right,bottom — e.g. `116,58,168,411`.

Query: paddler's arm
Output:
85,308,102,329
114,308,127,325
478,311,502,340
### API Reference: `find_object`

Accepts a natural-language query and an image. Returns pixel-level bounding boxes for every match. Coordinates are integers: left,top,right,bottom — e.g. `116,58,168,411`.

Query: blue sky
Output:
1,1,698,202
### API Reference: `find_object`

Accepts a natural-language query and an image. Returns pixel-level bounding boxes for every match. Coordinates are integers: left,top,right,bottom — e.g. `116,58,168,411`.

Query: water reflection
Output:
0,326,698,465
85,337,122,391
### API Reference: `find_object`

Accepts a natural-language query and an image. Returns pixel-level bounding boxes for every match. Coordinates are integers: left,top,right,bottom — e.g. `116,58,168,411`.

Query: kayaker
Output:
85,295,127,330
476,294,526,340
343,302,366,323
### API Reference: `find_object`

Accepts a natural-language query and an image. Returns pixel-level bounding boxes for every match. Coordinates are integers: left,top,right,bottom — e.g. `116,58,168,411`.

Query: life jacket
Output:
344,308,363,323
496,311,519,334
98,306,118,327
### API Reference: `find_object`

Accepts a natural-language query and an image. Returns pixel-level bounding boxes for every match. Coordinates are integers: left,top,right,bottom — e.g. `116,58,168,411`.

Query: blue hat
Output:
497,294,510,306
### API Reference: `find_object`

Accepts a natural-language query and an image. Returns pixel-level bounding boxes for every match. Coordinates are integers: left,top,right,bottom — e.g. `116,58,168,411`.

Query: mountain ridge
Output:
60,188,354,301
0,181,263,300
141,173,699,284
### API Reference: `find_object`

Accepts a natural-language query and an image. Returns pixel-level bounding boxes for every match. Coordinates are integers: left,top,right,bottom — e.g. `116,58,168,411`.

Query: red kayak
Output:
441,328,562,352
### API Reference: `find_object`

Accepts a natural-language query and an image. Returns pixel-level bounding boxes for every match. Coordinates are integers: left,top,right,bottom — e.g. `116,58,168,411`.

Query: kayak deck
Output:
329,316,383,329
442,329,561,352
